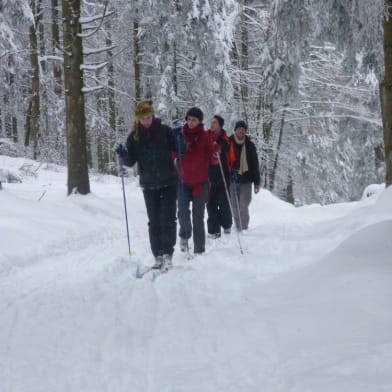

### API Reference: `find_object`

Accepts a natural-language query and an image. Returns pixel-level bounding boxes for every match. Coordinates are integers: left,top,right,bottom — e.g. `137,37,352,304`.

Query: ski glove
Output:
212,143,221,158
114,143,127,159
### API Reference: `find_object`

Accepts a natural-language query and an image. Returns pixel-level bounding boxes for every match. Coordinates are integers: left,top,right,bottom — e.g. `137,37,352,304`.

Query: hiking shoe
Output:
152,255,163,269
180,237,188,252
162,254,173,270
223,228,231,234
208,233,221,239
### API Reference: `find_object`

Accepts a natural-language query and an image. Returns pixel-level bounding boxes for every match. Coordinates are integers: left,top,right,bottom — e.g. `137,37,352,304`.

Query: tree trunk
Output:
284,171,294,204
27,0,41,159
12,116,17,142
51,0,62,96
133,17,141,101
4,57,17,142
381,1,392,187
270,105,287,191
231,0,249,121
240,0,249,121
62,0,90,195
262,102,274,190
37,0,45,73
172,41,179,119
107,30,116,174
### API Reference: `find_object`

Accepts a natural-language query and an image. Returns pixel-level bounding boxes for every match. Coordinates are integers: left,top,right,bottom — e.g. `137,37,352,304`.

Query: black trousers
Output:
207,185,232,235
178,182,208,253
143,185,177,257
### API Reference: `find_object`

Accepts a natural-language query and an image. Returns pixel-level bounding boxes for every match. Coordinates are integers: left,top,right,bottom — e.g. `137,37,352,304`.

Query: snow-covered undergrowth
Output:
1,155,391,392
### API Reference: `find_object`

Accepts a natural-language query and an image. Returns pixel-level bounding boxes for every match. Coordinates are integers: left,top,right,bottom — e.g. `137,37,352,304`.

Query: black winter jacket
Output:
229,135,261,186
208,130,231,188
124,119,184,189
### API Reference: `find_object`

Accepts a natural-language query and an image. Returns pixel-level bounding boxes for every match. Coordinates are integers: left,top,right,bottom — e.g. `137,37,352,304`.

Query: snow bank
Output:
1,155,392,392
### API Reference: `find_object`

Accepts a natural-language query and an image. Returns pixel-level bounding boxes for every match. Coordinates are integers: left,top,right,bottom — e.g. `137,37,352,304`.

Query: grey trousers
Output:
178,182,209,253
230,182,252,230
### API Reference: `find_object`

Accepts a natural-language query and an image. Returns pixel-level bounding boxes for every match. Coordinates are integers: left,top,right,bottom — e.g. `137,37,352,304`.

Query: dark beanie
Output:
214,115,224,128
234,120,247,130
185,107,203,122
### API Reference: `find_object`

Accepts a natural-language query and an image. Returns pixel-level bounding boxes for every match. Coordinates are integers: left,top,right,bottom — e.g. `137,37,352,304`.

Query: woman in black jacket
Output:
116,100,185,269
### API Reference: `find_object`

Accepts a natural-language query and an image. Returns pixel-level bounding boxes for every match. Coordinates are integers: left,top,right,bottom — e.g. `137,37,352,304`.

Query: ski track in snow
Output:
0,222,349,391
1,219,315,391
1,162,392,392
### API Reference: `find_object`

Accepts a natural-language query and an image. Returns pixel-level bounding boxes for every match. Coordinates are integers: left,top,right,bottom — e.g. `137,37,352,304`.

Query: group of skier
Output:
115,99,261,270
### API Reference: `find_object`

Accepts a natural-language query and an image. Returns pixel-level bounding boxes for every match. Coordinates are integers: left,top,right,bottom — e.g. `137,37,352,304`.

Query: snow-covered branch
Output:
80,11,114,25
285,114,382,127
83,73,134,99
81,61,109,71
78,0,112,39
82,85,104,93
83,45,116,56
38,55,63,63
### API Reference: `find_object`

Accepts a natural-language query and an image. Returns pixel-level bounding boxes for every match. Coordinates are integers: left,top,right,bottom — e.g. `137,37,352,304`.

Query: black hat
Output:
185,107,203,122
213,115,224,128
234,120,247,131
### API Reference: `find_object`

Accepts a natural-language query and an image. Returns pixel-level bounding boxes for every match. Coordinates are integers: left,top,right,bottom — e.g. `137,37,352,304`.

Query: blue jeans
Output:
177,182,208,253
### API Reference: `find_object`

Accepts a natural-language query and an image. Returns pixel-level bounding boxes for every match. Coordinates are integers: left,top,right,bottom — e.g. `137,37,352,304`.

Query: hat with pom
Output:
135,99,155,123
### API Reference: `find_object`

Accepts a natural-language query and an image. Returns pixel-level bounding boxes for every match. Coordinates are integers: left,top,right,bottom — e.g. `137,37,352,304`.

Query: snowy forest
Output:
0,0,390,204
2,2,392,390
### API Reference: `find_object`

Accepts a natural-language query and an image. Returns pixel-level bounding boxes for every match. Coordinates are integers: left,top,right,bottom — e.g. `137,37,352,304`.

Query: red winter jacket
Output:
179,123,218,195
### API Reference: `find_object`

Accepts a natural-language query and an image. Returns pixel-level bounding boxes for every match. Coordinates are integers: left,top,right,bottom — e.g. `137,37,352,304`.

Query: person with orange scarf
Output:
230,120,261,231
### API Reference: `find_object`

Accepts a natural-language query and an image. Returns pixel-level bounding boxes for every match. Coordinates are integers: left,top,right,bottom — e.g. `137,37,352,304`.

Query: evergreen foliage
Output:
0,0,385,203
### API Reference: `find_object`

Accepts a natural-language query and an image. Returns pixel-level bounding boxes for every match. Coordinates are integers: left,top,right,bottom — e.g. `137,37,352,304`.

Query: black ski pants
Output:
142,184,177,257
207,185,232,235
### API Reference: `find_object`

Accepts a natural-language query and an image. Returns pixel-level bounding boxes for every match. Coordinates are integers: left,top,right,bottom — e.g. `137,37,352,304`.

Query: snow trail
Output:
1,158,392,391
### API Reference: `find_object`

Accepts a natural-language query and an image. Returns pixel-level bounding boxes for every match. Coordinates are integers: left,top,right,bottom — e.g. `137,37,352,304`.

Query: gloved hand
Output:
212,143,221,159
114,143,127,159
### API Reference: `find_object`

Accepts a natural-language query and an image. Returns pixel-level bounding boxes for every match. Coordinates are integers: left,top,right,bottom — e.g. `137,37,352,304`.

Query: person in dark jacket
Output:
115,99,185,269
230,120,261,231
177,107,219,255
206,115,234,238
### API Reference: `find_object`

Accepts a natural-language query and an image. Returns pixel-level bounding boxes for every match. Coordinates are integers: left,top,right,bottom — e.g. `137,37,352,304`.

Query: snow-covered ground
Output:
1,155,391,392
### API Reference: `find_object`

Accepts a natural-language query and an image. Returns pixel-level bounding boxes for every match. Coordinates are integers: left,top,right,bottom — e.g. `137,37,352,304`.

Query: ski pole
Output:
217,154,243,254
118,156,131,255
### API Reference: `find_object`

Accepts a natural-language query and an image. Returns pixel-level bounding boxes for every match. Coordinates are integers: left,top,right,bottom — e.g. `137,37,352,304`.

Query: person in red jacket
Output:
177,107,219,254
